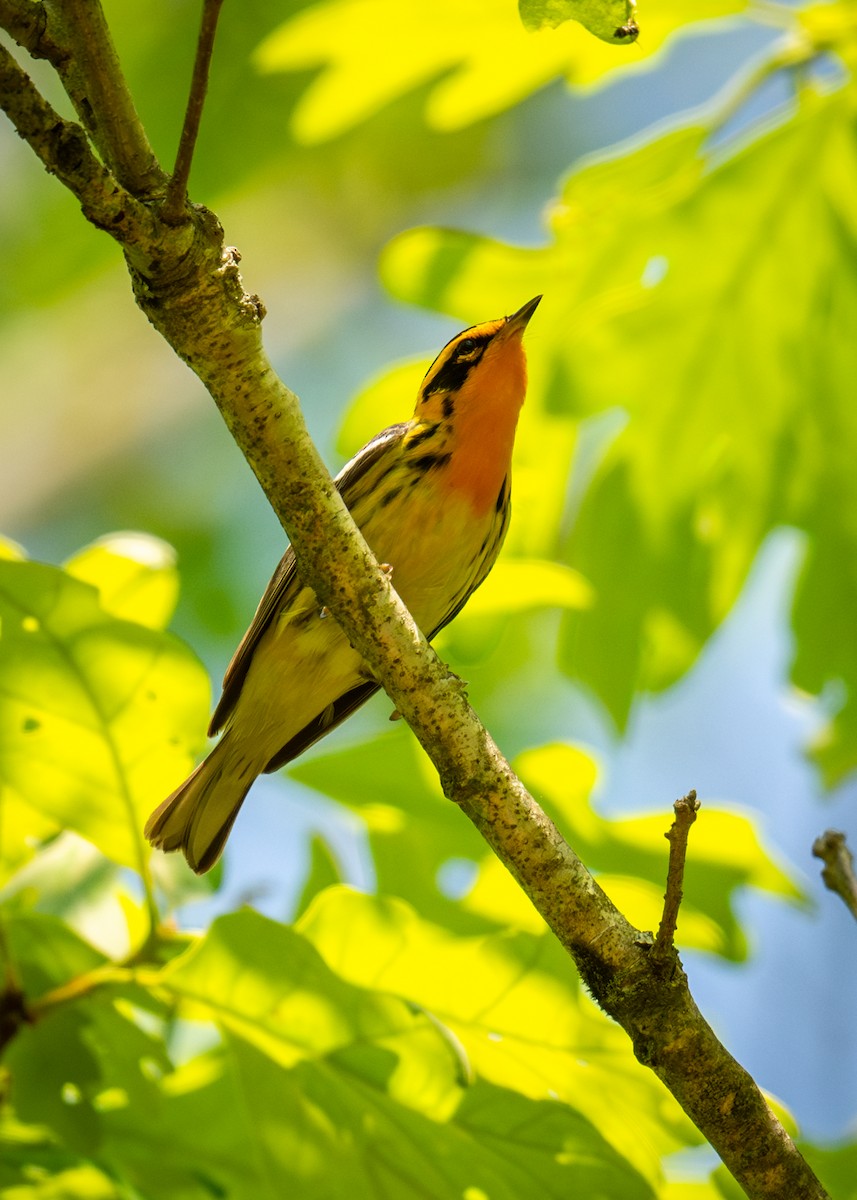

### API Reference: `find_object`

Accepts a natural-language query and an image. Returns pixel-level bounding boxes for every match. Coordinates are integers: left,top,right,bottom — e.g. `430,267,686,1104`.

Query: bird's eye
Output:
457,337,478,357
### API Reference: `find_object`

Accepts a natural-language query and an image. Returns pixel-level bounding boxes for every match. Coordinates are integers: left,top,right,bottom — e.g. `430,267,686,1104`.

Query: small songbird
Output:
146,296,541,872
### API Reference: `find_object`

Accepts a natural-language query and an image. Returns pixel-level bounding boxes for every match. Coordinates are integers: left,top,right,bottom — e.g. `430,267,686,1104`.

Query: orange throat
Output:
445,345,527,515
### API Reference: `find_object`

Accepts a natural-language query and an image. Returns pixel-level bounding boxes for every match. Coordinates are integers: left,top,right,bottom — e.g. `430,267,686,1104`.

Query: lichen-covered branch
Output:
50,0,165,191
0,15,830,1199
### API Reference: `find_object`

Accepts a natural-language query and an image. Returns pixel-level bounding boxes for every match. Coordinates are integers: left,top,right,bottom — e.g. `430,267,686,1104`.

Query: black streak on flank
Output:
495,476,508,513
442,393,455,420
413,453,452,473
379,485,403,509
407,422,439,449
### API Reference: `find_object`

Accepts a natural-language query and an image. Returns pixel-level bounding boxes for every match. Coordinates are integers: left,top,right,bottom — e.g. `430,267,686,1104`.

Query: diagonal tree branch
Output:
0,15,831,1200
0,41,157,235
1,0,165,193
45,0,165,192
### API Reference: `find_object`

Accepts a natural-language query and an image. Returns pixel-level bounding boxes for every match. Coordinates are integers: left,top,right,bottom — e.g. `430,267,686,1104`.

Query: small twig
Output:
161,0,224,224
813,830,857,923
653,789,700,961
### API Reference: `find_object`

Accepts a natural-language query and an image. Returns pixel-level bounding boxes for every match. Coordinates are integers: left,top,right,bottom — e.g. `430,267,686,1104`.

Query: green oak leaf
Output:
379,82,857,777
0,558,209,873
519,0,638,44
299,887,696,1186
256,0,748,142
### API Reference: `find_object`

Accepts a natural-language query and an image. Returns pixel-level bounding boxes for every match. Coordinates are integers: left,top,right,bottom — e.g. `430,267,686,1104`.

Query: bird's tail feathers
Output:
145,736,253,875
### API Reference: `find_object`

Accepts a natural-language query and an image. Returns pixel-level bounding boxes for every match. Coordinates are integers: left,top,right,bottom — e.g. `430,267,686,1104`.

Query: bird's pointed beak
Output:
504,295,542,336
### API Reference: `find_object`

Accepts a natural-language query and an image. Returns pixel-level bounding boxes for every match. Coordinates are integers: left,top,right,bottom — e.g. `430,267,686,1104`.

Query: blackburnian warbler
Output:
146,295,541,872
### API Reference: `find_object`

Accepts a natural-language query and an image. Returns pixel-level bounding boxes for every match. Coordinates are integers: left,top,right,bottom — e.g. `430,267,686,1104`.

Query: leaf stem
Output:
26,963,136,1020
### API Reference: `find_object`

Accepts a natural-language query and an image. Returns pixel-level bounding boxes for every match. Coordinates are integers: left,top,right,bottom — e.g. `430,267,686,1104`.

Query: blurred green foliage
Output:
2,0,857,1196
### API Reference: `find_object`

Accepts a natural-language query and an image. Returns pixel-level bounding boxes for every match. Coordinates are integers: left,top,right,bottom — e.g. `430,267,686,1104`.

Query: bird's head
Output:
416,296,541,423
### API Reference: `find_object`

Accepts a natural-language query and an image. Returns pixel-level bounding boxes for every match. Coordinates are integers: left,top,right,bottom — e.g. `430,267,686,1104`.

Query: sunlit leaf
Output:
256,0,749,142
660,1181,731,1199
0,786,58,886
381,82,857,774
152,908,464,1117
1,833,154,961
455,557,592,619
0,1151,124,1200
300,887,697,1185
515,743,803,958
64,533,179,631
337,356,428,458
223,1032,654,1199
0,560,209,872
519,0,638,43
0,536,26,562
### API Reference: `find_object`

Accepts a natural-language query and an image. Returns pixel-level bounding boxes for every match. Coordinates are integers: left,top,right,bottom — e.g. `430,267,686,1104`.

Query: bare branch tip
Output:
654,789,701,959
675,787,700,815
162,0,225,225
813,829,857,923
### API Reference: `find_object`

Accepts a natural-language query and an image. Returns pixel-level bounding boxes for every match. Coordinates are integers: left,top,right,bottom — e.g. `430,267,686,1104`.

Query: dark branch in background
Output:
0,8,832,1198
654,789,700,961
162,0,224,224
813,830,857,923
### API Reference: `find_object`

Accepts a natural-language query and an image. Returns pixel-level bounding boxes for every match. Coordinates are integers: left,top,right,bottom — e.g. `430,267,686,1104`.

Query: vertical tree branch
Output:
162,0,224,223
653,789,700,961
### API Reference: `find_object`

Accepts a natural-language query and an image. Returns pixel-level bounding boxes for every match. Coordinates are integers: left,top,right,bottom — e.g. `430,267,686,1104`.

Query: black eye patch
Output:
424,335,489,396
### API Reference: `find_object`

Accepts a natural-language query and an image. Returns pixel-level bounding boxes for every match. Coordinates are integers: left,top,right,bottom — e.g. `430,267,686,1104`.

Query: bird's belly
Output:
364,482,494,633
227,482,496,762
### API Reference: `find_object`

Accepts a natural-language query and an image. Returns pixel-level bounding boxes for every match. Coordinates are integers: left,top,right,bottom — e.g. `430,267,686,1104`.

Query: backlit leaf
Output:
380,81,857,774
300,887,696,1185
515,743,802,958
64,533,179,631
0,560,209,872
519,0,638,43
223,1033,654,1199
456,558,592,619
256,0,748,142
152,908,464,1115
